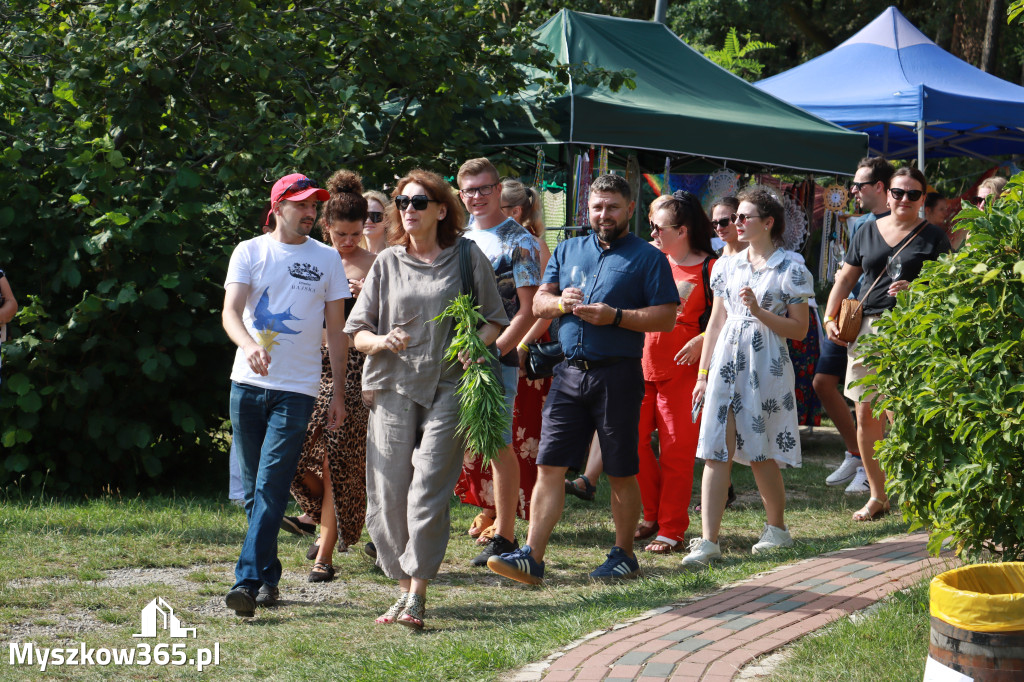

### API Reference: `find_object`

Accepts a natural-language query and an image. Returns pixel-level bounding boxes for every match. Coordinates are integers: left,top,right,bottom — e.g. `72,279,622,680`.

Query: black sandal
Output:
564,474,596,501
308,561,335,583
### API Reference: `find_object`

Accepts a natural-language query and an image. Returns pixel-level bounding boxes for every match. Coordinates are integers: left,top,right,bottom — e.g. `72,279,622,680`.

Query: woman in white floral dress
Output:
683,187,814,566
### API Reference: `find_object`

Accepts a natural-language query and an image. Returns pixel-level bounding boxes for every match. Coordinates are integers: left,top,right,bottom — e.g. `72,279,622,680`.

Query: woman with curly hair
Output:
683,187,813,566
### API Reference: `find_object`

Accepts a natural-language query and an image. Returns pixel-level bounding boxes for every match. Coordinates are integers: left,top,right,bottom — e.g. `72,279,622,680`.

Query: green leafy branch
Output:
701,27,776,80
433,294,510,468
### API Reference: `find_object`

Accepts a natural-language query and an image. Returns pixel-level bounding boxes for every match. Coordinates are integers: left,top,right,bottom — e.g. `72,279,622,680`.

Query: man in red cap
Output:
221,173,351,617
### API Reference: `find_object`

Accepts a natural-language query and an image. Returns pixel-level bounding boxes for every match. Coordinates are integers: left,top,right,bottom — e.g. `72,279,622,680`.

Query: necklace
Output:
747,247,777,271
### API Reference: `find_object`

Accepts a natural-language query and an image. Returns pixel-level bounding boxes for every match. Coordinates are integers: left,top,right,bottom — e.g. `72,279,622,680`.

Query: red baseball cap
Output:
269,173,330,205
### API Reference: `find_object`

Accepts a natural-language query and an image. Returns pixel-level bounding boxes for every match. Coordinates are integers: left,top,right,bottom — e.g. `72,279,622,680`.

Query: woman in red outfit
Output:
637,191,716,553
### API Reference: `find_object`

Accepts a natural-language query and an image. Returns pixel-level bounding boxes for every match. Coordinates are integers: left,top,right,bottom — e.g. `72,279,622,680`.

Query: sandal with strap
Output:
468,512,495,538
397,593,426,631
308,561,335,583
852,497,891,522
564,475,596,501
375,593,409,625
634,521,659,541
645,539,678,554
476,524,498,545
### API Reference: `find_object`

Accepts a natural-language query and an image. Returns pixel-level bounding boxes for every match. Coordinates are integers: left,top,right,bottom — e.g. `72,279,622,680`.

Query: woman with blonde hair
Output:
361,190,391,254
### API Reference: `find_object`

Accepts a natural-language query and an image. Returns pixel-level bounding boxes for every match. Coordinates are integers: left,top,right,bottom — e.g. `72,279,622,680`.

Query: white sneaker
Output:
681,538,721,566
825,451,861,486
751,524,793,554
844,466,870,494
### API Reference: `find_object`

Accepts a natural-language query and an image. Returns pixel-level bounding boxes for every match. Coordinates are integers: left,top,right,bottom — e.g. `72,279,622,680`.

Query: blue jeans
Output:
229,381,315,592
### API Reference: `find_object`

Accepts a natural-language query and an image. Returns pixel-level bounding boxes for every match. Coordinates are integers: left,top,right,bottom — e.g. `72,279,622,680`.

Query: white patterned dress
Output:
696,249,814,467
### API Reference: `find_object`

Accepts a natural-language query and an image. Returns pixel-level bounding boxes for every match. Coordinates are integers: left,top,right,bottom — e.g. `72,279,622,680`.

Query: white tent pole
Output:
917,121,925,173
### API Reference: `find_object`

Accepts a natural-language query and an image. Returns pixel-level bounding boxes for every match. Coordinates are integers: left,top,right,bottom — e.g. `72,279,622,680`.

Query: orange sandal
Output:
468,512,495,538
645,539,678,554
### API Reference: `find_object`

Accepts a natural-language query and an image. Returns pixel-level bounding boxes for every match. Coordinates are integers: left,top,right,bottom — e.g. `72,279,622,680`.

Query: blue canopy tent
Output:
755,6,1024,169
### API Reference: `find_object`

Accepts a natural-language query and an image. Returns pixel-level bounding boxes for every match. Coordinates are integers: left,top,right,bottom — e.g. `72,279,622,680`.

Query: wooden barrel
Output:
929,617,1024,681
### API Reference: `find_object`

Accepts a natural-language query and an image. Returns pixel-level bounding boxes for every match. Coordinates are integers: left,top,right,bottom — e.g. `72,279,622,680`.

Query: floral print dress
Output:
696,250,814,467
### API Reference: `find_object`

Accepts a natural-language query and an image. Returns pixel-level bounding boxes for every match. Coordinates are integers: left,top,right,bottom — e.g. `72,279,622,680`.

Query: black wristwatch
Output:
612,308,623,327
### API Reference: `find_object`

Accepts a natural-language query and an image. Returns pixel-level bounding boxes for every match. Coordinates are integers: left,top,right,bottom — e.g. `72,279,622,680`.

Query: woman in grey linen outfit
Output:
345,169,507,629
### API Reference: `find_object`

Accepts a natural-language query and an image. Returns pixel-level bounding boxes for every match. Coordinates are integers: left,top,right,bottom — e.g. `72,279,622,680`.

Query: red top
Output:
642,257,715,382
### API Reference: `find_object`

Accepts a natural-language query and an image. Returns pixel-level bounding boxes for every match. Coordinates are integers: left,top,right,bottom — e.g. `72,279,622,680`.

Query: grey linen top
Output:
344,238,509,408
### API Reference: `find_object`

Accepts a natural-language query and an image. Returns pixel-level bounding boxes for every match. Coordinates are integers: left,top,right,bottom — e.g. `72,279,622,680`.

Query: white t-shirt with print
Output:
225,234,349,397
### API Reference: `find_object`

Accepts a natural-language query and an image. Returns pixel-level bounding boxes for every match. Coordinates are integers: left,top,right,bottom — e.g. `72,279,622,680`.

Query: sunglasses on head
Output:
394,195,438,211
889,188,923,202
711,217,732,228
366,211,384,223
276,178,319,203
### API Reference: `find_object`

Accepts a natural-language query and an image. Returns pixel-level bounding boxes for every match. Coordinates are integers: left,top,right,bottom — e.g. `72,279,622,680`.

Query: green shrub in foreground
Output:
861,172,1024,562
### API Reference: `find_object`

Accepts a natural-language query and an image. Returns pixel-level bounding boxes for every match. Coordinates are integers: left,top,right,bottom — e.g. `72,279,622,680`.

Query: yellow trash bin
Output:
928,563,1024,681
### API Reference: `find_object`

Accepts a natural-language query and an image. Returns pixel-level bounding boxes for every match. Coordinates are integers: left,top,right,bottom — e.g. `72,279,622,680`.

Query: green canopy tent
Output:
478,10,867,176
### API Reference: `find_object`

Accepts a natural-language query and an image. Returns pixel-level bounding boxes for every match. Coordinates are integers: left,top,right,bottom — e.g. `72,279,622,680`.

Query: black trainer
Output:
471,533,519,567
255,584,279,607
225,587,256,617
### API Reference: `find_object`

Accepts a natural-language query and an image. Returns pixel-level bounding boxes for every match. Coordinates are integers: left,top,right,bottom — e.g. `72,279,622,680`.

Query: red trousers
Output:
637,368,700,543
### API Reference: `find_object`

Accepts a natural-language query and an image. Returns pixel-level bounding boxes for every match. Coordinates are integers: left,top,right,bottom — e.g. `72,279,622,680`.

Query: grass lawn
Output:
0,427,911,681
767,578,932,682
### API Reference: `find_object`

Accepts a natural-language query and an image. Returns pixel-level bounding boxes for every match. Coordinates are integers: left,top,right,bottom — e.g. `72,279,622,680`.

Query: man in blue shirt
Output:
488,174,678,584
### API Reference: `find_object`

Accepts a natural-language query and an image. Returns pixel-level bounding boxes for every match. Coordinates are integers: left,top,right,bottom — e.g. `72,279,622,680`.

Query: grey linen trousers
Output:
364,380,464,580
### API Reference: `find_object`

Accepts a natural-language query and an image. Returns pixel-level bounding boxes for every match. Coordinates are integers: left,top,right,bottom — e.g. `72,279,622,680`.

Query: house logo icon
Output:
132,598,196,639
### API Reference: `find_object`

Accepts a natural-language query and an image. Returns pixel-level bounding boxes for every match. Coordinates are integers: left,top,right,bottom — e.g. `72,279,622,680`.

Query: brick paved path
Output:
513,533,955,682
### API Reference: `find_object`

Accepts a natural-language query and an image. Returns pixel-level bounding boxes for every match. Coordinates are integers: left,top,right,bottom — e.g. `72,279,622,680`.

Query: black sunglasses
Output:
276,178,319,203
732,213,764,224
394,194,438,211
889,188,924,201
710,217,732,228
366,211,384,223
850,180,876,191
648,221,680,234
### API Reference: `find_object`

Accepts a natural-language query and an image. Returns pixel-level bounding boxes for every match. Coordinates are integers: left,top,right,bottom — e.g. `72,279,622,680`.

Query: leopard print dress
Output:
289,345,368,550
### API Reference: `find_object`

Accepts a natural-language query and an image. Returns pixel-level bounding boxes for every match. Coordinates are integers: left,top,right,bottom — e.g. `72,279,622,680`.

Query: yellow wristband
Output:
699,332,705,337
518,342,529,351
557,299,565,313
824,315,835,323
698,368,709,376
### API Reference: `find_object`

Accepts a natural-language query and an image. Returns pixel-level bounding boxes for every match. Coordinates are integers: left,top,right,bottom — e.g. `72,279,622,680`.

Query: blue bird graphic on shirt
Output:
252,288,301,351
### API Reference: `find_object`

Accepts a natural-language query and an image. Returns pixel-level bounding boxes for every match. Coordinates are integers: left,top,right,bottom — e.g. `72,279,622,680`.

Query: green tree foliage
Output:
860,173,1024,562
0,0,605,493
701,27,775,79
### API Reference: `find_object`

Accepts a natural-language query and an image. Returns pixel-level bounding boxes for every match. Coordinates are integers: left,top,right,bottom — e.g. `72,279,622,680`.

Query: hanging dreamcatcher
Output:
819,183,849,283
782,195,809,252
704,168,739,207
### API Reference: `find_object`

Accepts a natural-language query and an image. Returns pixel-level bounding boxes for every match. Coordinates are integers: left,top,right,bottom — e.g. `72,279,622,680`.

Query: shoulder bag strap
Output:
702,256,712,309
458,237,475,301
855,220,928,304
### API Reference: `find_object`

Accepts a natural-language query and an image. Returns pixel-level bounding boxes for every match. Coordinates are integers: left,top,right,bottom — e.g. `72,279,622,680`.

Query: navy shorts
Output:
536,359,645,477
815,336,848,377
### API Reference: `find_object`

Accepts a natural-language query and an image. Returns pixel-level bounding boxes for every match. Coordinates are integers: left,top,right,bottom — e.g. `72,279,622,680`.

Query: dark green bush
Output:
0,1,598,493
862,172,1024,562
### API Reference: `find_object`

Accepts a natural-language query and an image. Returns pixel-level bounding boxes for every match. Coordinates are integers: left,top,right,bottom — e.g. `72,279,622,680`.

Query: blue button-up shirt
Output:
544,232,679,361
